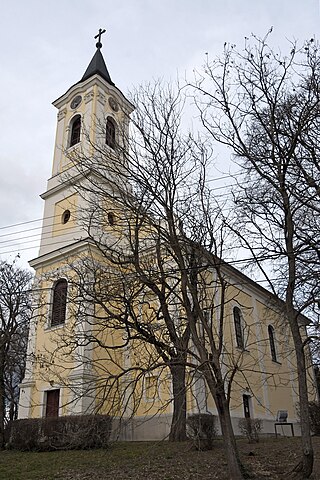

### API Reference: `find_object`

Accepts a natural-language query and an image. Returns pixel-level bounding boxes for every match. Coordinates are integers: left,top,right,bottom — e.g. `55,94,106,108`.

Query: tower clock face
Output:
70,95,82,109
108,96,119,112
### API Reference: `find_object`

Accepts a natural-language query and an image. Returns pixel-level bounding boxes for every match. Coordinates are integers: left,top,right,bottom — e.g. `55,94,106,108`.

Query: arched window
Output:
105,117,116,149
233,306,244,349
268,325,277,362
51,279,67,327
69,115,81,147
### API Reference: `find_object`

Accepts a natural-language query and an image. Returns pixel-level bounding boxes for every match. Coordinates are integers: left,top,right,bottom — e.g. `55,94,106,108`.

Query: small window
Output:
106,117,116,149
51,279,67,327
233,306,244,349
268,325,277,362
61,210,71,224
69,115,81,147
45,389,60,417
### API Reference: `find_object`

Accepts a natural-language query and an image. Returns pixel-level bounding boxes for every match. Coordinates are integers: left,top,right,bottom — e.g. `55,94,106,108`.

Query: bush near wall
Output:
238,418,263,443
309,402,320,436
186,413,217,450
7,415,112,451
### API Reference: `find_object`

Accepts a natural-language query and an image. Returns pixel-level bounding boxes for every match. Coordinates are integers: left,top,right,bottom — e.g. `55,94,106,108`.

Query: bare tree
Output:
191,32,320,478
47,80,261,478
0,259,32,447
4,321,29,423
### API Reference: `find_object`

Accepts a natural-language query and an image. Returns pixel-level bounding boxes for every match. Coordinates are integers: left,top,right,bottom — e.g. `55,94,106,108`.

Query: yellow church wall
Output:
52,193,78,237
27,382,72,418
89,306,173,419
189,282,310,427
22,248,316,445
26,260,171,421
25,279,75,418
27,251,314,430
24,257,89,418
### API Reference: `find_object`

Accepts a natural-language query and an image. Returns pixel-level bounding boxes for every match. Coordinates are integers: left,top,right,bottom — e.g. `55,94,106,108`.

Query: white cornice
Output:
53,74,134,114
40,170,84,200
29,239,97,270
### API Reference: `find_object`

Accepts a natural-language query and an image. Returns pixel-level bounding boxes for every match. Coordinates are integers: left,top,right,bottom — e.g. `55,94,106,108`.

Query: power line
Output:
0,170,314,260
0,223,82,247
0,171,248,234
0,217,44,232
0,230,284,277
6,161,309,240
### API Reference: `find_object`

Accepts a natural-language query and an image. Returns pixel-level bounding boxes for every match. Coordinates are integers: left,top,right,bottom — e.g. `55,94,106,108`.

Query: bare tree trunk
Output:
0,347,6,449
288,312,314,479
169,362,187,441
215,390,245,480
294,345,314,478
9,401,15,422
285,202,314,479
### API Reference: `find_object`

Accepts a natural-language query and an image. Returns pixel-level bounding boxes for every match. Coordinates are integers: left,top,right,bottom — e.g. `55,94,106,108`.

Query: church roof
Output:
53,30,136,109
80,45,115,85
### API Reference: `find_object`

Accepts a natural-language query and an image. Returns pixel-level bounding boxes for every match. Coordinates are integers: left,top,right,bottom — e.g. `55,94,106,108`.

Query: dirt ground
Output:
52,436,320,480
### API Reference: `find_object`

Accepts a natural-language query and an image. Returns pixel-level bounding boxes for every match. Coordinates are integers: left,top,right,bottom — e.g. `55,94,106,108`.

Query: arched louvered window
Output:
106,117,116,149
51,279,67,327
69,115,81,147
233,306,244,349
268,325,277,362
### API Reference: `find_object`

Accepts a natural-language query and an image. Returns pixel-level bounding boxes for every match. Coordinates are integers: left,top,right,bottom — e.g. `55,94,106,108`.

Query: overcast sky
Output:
0,0,319,268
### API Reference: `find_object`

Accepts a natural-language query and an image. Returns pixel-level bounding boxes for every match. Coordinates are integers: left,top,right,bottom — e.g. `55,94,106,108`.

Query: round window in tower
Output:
62,210,71,224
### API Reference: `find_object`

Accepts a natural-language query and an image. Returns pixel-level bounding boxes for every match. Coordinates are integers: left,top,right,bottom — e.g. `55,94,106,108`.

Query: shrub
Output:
6,418,41,451
8,415,112,451
238,418,263,443
309,401,320,435
187,413,217,450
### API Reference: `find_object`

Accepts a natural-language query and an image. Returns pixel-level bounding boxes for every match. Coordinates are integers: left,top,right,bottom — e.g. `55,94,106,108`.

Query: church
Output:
18,31,316,440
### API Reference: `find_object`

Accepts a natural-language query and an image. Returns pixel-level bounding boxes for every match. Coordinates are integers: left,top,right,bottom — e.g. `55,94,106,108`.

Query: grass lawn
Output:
0,437,319,480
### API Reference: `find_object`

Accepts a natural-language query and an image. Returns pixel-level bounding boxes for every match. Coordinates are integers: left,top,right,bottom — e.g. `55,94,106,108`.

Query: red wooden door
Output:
45,389,60,417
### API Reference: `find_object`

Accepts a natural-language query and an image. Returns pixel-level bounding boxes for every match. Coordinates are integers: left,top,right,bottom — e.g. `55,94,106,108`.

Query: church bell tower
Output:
35,28,134,259
18,30,134,419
